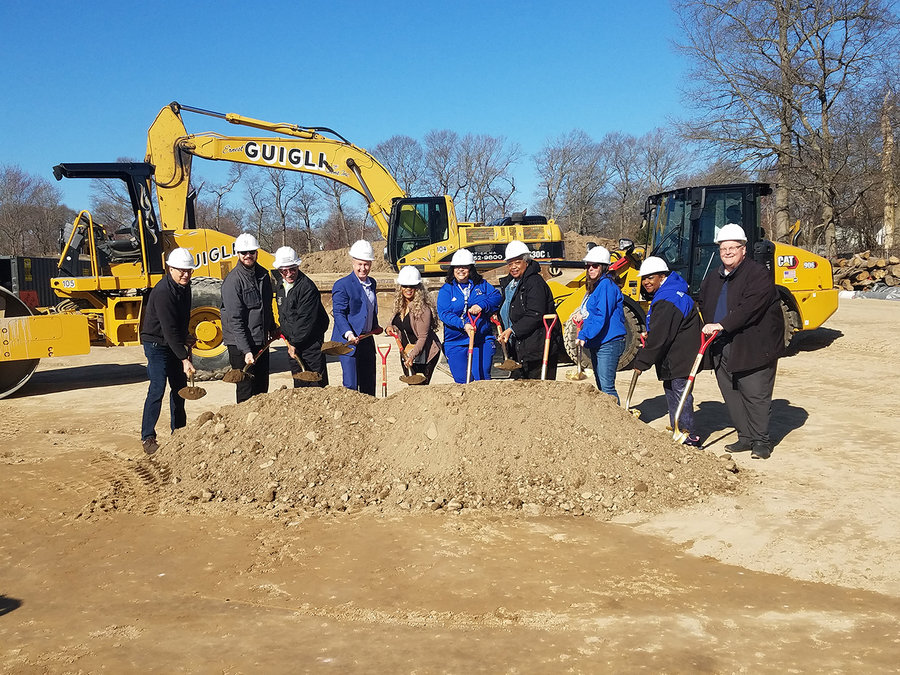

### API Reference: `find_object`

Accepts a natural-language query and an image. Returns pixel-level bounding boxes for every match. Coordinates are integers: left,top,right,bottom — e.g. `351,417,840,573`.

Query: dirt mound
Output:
300,241,389,274
563,230,618,259
156,381,741,520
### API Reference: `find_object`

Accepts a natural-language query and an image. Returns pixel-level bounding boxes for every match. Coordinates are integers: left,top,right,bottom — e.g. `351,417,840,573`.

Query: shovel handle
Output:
377,343,392,362
543,313,558,337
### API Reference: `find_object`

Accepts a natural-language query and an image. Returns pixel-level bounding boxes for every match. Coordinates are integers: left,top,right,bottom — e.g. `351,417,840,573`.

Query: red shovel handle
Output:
490,315,502,329
377,343,392,363
699,330,719,354
543,314,558,337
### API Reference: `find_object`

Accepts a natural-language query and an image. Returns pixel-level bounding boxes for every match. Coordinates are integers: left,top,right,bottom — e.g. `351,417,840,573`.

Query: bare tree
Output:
204,164,245,232
290,178,321,254
262,167,305,247
882,89,897,251
423,129,466,200
0,165,69,256
314,177,354,248
455,134,521,222
243,171,274,248
88,156,137,233
373,135,424,194
534,130,590,221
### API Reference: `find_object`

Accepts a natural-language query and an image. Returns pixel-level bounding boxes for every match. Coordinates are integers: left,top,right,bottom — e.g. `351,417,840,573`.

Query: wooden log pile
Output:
832,251,900,290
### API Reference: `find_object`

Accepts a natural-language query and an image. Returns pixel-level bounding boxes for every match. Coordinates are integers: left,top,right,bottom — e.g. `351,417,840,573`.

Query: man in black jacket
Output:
221,233,278,403
632,257,702,446
140,247,197,455
272,246,329,387
498,240,563,380
698,224,785,459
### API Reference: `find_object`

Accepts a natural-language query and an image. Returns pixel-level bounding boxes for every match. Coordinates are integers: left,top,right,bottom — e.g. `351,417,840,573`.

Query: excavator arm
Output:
146,102,405,236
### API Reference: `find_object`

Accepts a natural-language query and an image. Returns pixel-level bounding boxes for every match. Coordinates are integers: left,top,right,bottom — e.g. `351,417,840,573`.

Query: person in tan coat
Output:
385,266,443,384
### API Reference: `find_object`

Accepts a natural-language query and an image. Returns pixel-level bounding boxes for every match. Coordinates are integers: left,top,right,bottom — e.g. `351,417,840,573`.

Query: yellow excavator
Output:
0,102,565,397
148,102,564,272
550,182,839,369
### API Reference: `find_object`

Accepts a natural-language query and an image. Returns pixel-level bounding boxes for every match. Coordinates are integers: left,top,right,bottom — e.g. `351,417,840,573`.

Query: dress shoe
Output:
751,441,773,460
141,437,159,456
725,440,752,453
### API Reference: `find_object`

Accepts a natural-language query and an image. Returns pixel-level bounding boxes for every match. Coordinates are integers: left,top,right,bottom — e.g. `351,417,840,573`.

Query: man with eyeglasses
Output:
698,224,785,460
221,233,278,403
272,246,329,387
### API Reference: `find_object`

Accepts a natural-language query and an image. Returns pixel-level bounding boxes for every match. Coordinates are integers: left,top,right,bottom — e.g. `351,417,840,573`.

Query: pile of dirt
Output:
563,230,618,259
300,241,389,274
155,381,742,520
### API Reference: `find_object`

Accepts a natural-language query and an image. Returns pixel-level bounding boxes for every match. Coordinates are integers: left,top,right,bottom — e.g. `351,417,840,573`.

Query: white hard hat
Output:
450,248,475,267
234,232,260,252
272,246,302,269
165,247,197,270
638,256,669,277
396,266,422,286
349,239,375,261
504,240,530,260
715,223,748,244
583,245,611,265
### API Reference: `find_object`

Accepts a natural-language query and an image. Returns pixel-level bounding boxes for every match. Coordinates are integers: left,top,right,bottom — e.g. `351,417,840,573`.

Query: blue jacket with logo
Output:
437,279,501,345
577,275,626,349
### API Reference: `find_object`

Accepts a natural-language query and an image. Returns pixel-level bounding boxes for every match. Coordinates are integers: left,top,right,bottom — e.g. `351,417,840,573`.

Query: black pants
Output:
227,344,270,403
410,352,441,384
513,355,558,381
289,341,328,388
712,343,777,445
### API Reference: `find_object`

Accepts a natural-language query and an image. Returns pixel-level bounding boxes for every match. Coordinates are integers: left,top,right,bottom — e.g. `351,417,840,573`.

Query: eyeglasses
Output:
585,263,603,269
279,266,299,275
719,245,744,254
400,284,418,289
238,250,257,257
172,268,193,275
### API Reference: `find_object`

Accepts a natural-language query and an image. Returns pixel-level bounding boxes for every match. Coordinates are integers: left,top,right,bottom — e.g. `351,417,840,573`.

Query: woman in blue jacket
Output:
574,245,627,402
437,248,502,382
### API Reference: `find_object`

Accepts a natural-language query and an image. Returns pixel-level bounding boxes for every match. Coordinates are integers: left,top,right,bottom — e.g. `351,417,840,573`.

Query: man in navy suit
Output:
331,240,381,395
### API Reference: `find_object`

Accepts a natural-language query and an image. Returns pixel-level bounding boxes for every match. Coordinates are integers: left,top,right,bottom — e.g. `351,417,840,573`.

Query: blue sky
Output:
0,0,687,215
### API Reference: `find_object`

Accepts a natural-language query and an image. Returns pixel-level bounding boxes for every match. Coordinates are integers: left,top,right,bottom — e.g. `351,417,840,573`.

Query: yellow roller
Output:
0,286,40,399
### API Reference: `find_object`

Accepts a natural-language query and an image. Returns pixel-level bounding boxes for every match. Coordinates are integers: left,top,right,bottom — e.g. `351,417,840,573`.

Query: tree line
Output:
2,0,898,258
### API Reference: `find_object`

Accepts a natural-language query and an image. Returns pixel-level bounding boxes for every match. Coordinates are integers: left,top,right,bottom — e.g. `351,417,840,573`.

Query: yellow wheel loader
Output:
548,182,839,371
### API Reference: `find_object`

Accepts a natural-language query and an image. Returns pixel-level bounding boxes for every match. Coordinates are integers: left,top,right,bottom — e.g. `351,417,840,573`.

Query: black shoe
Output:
141,437,159,456
683,434,702,447
750,441,772,460
725,440,752,453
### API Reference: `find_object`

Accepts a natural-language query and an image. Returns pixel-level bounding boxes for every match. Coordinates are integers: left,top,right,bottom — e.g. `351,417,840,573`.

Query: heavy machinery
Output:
550,182,839,369
0,102,565,398
148,102,564,273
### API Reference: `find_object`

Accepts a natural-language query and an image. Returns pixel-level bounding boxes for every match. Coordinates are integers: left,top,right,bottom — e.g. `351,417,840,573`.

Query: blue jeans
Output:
590,337,625,403
141,342,187,441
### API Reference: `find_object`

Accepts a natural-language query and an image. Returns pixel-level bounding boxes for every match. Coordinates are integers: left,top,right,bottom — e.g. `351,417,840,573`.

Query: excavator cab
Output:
388,197,451,266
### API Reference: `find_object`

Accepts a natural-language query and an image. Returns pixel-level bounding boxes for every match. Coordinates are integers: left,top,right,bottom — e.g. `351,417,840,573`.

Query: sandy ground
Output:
2,297,900,672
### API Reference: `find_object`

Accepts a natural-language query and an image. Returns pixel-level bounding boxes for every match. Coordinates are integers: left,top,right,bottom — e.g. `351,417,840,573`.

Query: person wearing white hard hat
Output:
221,232,278,403
569,245,627,401
632,256,702,446
273,246,329,388
331,239,382,395
497,240,563,380
385,266,443,383
138,247,198,455
436,248,502,382
697,223,785,460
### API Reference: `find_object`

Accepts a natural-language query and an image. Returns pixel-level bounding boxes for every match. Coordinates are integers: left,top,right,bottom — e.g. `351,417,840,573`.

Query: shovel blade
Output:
320,341,354,356
495,359,522,371
292,372,322,382
178,386,207,400
399,373,427,385
222,369,247,383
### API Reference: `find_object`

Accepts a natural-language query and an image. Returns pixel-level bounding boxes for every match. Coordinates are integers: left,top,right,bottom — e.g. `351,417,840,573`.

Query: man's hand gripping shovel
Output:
321,328,383,356
222,336,278,383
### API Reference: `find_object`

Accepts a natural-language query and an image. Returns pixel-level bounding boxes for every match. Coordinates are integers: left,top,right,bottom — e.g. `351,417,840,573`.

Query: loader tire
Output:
562,303,642,372
189,277,229,381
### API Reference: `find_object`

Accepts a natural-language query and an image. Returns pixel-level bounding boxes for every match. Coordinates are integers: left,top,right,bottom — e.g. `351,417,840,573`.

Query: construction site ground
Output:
2,297,899,672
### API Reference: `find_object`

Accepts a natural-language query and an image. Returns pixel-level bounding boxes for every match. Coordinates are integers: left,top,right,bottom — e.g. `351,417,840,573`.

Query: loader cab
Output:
387,197,451,267
645,183,771,294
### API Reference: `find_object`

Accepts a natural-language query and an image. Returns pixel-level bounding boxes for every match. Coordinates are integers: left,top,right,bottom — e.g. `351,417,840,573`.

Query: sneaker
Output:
141,437,159,456
750,441,772,460
683,434,702,447
725,440,752,453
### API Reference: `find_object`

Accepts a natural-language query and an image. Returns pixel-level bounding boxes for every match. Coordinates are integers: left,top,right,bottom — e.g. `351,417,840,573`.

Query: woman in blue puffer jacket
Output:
574,245,627,402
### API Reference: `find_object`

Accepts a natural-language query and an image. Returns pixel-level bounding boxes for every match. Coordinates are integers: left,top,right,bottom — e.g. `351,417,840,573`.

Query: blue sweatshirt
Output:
577,275,626,349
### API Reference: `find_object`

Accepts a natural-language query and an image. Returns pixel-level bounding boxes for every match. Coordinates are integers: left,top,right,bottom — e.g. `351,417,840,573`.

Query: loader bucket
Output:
0,286,40,399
